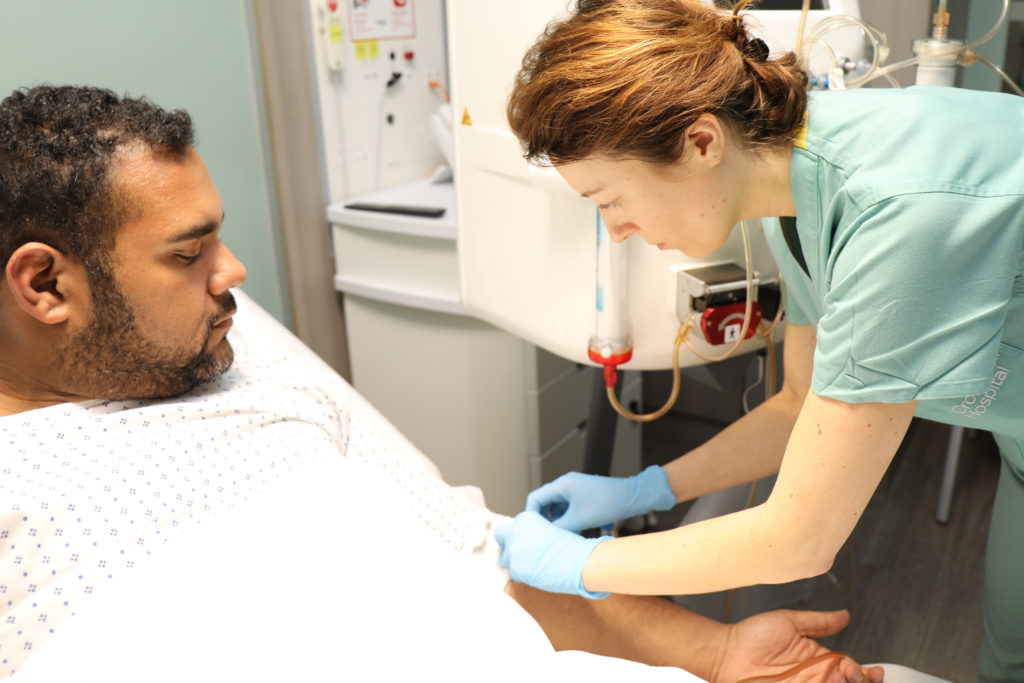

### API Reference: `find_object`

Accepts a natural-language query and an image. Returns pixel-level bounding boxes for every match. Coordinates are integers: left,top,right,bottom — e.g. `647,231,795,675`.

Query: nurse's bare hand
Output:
714,609,884,683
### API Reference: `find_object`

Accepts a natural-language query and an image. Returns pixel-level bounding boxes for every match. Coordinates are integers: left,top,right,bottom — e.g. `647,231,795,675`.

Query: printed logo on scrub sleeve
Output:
952,356,1011,419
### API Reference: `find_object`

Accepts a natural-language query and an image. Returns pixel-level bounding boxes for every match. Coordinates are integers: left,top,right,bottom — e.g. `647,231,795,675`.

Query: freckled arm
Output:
662,322,818,504
580,393,918,596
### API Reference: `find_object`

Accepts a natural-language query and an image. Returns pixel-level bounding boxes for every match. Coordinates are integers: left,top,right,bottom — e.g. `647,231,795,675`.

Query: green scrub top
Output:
762,86,1024,447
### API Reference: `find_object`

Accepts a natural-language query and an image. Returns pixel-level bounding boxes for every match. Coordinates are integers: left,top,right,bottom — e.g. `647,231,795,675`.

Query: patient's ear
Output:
4,242,86,325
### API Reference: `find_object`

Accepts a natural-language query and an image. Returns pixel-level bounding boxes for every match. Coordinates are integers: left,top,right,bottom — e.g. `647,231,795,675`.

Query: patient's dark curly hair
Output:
0,85,194,283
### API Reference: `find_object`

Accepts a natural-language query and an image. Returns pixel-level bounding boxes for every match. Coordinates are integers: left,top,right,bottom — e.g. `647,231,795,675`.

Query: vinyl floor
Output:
642,415,1001,683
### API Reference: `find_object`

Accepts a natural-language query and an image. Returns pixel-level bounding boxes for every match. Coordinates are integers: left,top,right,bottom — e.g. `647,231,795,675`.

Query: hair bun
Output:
743,37,769,63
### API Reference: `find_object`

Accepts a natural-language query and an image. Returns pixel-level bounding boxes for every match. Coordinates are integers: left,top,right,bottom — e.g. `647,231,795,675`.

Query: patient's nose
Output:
210,243,247,294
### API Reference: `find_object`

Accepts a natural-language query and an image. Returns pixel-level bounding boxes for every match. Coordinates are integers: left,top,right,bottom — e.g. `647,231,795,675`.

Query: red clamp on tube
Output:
588,345,633,388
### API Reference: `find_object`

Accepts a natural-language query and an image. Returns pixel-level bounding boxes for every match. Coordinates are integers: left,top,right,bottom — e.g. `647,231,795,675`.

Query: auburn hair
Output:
507,0,808,165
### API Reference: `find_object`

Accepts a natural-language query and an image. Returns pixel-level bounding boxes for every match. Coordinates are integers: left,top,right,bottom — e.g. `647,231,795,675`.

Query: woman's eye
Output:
177,252,201,265
598,201,618,210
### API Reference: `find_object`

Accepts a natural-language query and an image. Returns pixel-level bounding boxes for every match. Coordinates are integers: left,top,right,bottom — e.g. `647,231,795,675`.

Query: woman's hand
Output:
714,609,884,683
495,510,612,598
525,465,676,532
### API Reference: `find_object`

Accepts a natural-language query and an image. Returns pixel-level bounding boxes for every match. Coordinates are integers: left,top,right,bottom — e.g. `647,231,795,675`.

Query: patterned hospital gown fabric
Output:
0,290,492,677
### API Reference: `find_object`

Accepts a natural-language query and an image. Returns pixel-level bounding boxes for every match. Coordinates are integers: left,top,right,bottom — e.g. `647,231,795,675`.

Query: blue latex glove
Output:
495,510,613,599
526,465,676,533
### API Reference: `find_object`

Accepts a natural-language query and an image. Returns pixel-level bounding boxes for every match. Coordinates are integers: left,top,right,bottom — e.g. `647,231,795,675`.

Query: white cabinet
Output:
330,179,641,516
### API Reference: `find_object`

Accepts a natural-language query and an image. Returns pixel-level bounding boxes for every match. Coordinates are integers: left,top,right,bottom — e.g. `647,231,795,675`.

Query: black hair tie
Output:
743,37,770,63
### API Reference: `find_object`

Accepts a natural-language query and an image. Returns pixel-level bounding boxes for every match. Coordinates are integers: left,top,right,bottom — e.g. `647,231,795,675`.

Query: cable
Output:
428,79,450,103
761,320,777,402
740,351,765,415
741,321,780,412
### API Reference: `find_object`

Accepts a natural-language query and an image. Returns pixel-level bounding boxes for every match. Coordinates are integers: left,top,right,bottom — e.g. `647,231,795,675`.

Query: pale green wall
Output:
961,0,1012,92
0,0,291,325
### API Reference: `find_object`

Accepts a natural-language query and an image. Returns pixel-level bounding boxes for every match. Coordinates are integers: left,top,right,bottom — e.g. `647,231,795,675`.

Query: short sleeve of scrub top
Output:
763,87,1024,406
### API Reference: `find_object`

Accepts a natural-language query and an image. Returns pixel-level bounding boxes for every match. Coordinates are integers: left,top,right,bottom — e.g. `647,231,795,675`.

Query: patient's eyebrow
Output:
167,212,226,243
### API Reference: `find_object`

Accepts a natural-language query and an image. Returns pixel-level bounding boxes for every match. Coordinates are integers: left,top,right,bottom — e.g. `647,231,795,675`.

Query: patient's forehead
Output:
107,146,223,254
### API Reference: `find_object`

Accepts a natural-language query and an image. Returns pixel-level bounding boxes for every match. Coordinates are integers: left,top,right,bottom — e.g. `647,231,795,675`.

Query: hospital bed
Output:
6,292,948,682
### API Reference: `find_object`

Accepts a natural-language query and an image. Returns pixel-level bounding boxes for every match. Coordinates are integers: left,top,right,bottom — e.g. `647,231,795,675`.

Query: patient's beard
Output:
54,282,236,400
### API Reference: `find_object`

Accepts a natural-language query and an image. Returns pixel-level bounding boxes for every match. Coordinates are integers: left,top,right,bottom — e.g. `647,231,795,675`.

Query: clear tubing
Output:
606,317,778,423
804,16,890,89
973,52,1024,96
864,0,1010,86
756,273,785,340
864,54,925,84
804,38,839,70
967,0,1010,51
795,0,811,64
606,321,690,423
590,214,632,359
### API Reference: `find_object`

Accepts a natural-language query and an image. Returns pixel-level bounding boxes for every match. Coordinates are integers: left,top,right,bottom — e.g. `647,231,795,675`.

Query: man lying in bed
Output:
0,84,883,682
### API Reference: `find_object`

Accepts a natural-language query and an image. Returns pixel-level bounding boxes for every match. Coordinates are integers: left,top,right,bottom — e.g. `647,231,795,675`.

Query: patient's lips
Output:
212,299,238,332
211,308,236,334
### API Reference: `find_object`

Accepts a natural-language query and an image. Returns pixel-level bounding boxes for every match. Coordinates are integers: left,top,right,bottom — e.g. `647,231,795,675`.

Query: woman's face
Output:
556,154,737,258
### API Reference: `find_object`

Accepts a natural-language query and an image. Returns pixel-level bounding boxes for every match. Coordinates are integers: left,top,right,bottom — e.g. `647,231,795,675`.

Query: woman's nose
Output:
606,221,639,243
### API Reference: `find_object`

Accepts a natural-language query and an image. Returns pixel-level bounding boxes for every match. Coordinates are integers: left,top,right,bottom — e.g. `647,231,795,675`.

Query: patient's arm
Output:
506,581,882,682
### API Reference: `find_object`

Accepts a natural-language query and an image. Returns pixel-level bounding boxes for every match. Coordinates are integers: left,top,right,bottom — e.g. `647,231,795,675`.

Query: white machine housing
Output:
449,0,863,370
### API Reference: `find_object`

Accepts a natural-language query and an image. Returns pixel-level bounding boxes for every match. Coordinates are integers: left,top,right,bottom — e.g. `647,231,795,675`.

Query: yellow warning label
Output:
461,107,473,126
328,21,342,43
355,41,379,60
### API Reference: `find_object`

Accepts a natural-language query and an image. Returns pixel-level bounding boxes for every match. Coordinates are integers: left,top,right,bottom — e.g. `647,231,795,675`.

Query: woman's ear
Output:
686,113,726,166
4,242,85,325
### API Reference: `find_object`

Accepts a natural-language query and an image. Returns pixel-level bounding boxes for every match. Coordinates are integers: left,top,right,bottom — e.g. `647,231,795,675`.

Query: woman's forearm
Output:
582,394,917,597
663,386,804,504
582,499,821,596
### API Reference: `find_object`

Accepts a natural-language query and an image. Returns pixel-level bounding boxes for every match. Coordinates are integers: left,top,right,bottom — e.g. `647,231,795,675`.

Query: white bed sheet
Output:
13,427,697,682
8,291,698,682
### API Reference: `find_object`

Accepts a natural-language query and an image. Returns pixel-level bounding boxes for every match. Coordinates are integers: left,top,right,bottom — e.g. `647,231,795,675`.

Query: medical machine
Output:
308,0,1014,514
308,0,645,515
305,0,870,511
448,0,866,424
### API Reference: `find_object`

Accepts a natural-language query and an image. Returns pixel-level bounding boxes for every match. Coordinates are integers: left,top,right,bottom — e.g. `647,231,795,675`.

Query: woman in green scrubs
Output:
492,2,1024,680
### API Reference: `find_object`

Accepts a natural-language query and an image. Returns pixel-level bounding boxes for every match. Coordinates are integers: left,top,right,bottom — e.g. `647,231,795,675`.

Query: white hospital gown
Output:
0,290,493,678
